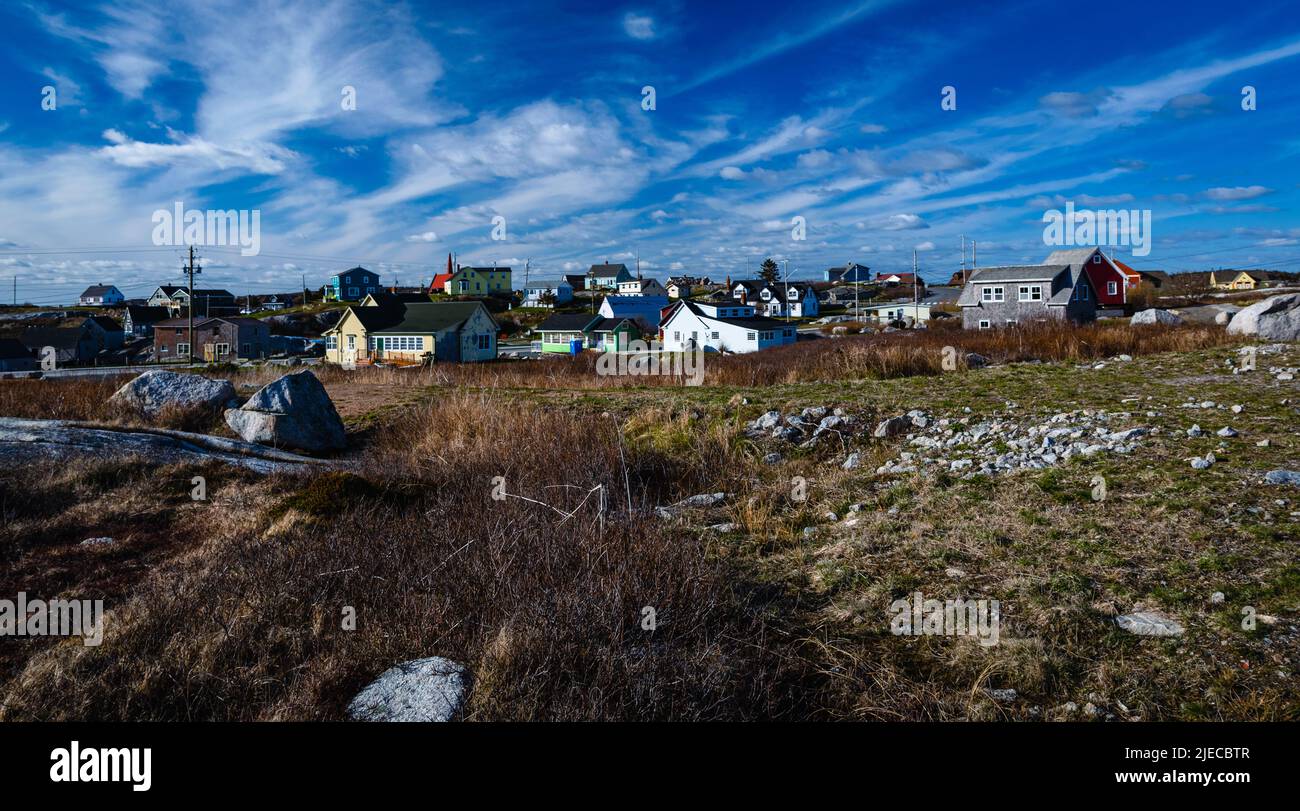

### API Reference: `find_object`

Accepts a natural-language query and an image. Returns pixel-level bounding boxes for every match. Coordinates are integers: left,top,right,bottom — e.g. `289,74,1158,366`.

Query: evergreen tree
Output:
759,258,780,283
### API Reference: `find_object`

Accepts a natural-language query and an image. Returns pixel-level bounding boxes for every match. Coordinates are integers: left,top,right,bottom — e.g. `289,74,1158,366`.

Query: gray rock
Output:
814,414,844,436
1190,454,1214,470
110,370,235,419
1130,308,1182,326
1264,469,1300,486
842,452,861,470
346,657,469,722
1215,311,1232,325
1115,611,1185,637
965,352,989,368
224,370,346,452
1216,426,1239,438
984,688,1018,703
707,522,739,533
79,537,115,547
873,415,912,438
762,452,783,465
1210,591,1225,604
1186,424,1204,438
1226,293,1300,340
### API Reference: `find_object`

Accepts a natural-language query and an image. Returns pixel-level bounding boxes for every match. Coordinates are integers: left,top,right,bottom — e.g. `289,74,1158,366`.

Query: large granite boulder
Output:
346,657,470,722
109,370,235,419
1227,293,1300,340
224,369,346,452
1130,309,1182,326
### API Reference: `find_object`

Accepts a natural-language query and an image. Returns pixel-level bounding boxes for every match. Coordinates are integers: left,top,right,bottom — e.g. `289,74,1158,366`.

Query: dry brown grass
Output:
0,394,819,721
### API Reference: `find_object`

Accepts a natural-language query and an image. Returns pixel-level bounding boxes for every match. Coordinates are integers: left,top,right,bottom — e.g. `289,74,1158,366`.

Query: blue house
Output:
327,267,381,301
825,262,871,283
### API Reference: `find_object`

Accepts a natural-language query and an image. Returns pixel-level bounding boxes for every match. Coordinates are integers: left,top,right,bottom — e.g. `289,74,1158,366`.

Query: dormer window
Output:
1092,255,1101,264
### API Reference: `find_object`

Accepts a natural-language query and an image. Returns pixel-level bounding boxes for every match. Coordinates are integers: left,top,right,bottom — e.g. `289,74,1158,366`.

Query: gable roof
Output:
336,266,378,279
537,312,600,332
85,315,123,331
126,305,171,324
966,265,1068,283
0,338,33,360
462,266,512,273
674,299,792,330
589,263,629,278
20,326,89,350
587,316,637,333
79,284,119,297
368,301,495,334
430,272,453,290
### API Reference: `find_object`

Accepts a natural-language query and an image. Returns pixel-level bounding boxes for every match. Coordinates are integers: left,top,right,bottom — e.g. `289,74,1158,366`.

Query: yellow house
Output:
1210,270,1271,290
443,266,512,295
324,293,498,366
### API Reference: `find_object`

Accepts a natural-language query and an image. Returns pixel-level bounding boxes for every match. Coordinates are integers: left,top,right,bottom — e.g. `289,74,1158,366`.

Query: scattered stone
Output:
1117,354,1133,362
707,522,739,533
945,567,967,579
1186,424,1204,438
109,370,235,420
1211,592,1225,604
752,410,782,430
1115,611,1185,637
762,452,783,465
1257,439,1271,448
984,688,1017,703
79,537,115,547
1190,454,1214,470
1215,311,1232,325
224,370,346,452
1264,470,1300,486
842,452,861,470
814,414,845,436
965,352,989,368
346,657,470,722
1217,426,1239,438
823,511,838,522
1130,308,1182,326
670,492,726,509
1231,404,1244,414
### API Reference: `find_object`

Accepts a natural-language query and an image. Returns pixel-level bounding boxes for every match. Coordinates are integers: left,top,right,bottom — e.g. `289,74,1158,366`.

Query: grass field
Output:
0,323,1296,720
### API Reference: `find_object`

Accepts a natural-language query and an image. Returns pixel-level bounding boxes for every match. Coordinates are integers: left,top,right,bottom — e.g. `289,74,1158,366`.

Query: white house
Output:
78,284,124,306
598,294,669,331
859,302,931,325
659,300,797,354
730,280,818,318
521,279,574,307
615,277,667,297
666,280,691,299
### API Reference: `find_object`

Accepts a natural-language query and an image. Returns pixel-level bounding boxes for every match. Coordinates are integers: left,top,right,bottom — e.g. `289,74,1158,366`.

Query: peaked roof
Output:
80,284,119,296
673,299,792,330
85,315,123,330
537,312,600,331
125,305,171,322
20,326,89,349
337,266,377,277
589,263,629,277
372,301,494,334
0,337,34,359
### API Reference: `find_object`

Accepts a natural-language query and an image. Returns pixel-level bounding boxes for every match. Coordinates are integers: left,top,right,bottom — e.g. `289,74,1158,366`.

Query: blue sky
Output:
1,0,1299,303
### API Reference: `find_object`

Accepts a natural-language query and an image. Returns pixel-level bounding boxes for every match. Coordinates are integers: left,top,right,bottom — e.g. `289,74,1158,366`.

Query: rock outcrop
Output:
224,370,346,453
346,657,470,722
109,370,235,419
1226,293,1300,341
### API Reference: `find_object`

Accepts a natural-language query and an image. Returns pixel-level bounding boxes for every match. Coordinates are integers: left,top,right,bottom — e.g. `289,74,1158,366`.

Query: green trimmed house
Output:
324,293,498,365
536,313,597,354
535,313,640,354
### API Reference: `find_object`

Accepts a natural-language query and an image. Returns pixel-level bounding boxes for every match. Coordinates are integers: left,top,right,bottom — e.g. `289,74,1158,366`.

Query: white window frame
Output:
978,319,991,330
177,342,190,356
1107,281,1118,296
981,286,1004,302
1018,285,1042,302
347,335,356,349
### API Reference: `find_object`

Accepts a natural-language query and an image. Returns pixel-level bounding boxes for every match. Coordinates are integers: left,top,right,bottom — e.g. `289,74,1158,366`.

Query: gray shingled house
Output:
958,264,1096,329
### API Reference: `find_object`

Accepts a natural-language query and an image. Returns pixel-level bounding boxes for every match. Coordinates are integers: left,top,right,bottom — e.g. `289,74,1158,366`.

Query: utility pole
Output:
972,240,978,270
960,234,967,284
185,245,201,363
782,259,790,322
912,249,919,313
12,276,15,306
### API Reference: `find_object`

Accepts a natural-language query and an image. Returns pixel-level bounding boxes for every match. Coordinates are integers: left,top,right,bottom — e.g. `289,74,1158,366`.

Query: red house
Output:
1045,248,1135,307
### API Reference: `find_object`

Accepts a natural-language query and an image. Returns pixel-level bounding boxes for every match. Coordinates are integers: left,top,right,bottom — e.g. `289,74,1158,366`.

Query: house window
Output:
1107,281,1118,296
241,343,250,356
160,344,168,353
1018,285,1042,302
326,336,337,349
978,320,991,330
1092,255,1101,264
711,331,719,339
347,335,356,349
783,328,794,337
476,334,491,350
981,286,1004,302
747,332,757,341
177,342,190,356
348,287,359,298
1006,319,1018,326
215,343,230,356
673,331,681,341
